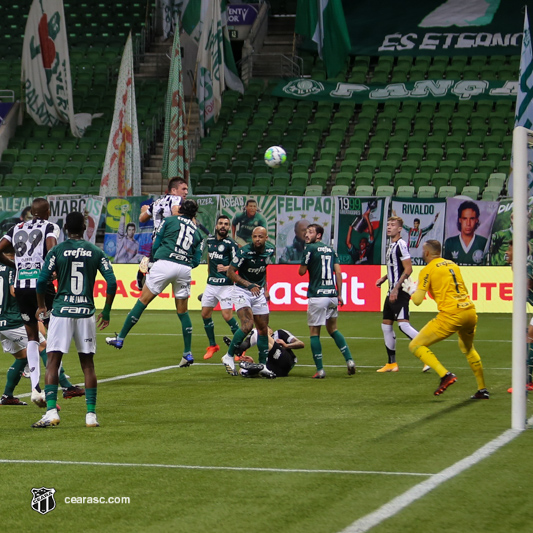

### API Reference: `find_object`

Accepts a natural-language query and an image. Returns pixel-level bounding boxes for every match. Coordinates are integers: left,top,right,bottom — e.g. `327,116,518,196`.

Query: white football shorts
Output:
307,297,339,326
201,284,234,310
46,315,97,354
233,286,269,315
0,326,45,355
146,260,192,298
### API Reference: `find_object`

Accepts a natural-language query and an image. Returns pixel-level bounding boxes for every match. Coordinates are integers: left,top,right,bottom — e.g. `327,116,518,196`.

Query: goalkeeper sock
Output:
226,317,239,334
466,348,486,390
203,317,216,346
257,334,269,364
178,312,193,353
119,300,147,339
330,330,352,362
310,335,323,371
412,346,448,378
398,322,418,340
228,329,248,357
86,387,97,413
381,324,396,364
4,358,26,396
44,384,58,411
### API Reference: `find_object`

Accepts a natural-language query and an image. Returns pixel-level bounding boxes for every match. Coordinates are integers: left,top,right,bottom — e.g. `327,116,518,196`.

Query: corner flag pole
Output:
512,126,528,430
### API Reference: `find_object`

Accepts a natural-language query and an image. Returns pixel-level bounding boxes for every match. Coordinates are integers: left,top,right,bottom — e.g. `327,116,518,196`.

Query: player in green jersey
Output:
201,215,239,360
106,200,204,367
33,212,117,428
299,224,355,378
221,226,275,377
231,199,268,247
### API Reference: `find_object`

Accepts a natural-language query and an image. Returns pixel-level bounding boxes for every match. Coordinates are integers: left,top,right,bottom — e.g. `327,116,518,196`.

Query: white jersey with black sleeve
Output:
2,219,59,289
385,238,410,294
147,194,182,240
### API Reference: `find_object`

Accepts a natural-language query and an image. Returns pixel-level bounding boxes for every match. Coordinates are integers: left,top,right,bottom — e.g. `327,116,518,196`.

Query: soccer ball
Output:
264,146,287,168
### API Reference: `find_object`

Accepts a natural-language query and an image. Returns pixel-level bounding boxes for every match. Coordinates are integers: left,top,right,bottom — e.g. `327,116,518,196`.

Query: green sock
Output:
310,336,323,371
203,317,216,346
119,300,147,339
257,334,269,364
228,328,248,357
528,344,533,383
4,358,26,396
86,387,97,413
226,317,239,334
178,312,193,354
44,384,58,410
331,330,353,362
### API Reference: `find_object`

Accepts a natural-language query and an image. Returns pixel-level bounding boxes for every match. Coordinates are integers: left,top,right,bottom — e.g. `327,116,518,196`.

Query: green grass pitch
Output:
0,310,531,532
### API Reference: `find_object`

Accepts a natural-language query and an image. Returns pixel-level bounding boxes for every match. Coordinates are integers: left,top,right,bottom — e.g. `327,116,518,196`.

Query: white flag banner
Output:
21,0,83,137
99,33,141,197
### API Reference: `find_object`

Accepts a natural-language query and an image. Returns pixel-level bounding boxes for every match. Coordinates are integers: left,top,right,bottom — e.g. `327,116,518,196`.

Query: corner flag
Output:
516,6,533,129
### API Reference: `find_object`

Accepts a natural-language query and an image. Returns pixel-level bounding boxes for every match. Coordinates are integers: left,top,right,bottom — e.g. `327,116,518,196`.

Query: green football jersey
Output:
489,228,512,266
231,242,275,288
38,239,117,318
0,265,24,330
206,235,238,286
443,234,488,265
232,211,268,243
301,241,339,298
153,215,204,267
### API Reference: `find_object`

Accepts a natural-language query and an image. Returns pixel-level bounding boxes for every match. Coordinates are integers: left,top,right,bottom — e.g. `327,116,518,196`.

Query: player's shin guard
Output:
381,324,396,364
203,318,216,346
44,384,58,410
27,340,41,391
257,335,269,364
330,330,353,362
410,343,448,378
86,388,97,413
177,312,193,353
310,336,324,370
4,358,26,396
398,322,418,340
119,300,147,340
465,348,486,390
228,329,248,357
226,317,239,334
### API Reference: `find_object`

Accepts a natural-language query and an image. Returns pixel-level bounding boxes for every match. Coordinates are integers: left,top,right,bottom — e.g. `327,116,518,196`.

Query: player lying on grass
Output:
403,239,489,399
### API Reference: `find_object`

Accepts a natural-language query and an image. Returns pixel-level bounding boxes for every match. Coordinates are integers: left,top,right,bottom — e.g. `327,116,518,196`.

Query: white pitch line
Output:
0,458,432,477
339,427,525,533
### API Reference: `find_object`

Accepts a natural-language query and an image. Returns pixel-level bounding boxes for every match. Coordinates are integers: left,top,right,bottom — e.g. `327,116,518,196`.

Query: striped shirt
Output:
2,219,59,289
147,194,182,240
385,238,410,294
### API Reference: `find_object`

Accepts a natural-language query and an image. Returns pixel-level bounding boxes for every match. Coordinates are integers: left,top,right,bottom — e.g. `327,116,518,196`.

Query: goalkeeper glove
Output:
402,278,418,296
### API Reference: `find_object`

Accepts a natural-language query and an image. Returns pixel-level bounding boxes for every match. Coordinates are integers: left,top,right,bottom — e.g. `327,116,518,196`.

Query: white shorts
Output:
307,297,339,326
201,284,234,310
46,315,97,354
146,260,192,298
0,326,45,355
233,286,269,315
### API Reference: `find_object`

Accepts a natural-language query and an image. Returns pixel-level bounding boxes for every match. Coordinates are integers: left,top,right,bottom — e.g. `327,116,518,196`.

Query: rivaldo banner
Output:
336,0,524,56
391,198,446,266
334,196,390,265
273,79,518,102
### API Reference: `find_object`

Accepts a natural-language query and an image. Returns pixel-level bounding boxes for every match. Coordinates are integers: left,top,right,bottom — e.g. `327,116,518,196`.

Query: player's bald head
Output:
252,226,267,250
423,240,442,256
31,198,50,220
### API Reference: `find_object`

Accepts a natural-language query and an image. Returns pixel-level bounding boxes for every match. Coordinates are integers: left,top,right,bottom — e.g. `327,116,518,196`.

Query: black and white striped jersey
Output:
385,238,410,294
2,219,59,289
147,194,182,239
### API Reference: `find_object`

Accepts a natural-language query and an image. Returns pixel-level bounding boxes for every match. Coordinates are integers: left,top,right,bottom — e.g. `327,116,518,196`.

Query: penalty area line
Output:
0,458,432,477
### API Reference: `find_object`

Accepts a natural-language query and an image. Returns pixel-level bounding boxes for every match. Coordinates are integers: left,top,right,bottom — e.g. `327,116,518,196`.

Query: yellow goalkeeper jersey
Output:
417,257,475,314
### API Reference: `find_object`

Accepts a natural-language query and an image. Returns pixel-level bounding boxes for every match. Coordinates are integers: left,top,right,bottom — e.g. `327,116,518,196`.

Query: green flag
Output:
162,28,190,188
295,0,351,79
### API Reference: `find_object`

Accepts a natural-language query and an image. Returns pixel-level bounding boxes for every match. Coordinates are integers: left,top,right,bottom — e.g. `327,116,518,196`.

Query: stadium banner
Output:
443,197,499,266
276,195,333,264
339,0,523,56
220,194,277,248
391,198,446,266
22,0,83,136
272,79,517,102
48,194,104,244
334,196,389,265
0,199,34,238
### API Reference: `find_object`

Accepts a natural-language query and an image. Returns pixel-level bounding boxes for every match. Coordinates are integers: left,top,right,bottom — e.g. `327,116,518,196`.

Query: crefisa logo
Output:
31,487,56,515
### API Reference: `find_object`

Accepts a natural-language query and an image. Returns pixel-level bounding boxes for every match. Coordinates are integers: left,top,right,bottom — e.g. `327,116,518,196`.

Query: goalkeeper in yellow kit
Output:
402,239,489,399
